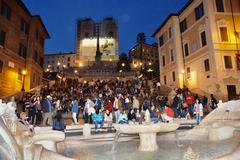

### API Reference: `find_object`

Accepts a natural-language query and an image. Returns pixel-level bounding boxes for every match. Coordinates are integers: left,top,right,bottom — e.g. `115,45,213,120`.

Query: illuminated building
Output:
0,0,49,98
153,0,240,100
76,17,119,66
43,52,76,72
129,43,158,69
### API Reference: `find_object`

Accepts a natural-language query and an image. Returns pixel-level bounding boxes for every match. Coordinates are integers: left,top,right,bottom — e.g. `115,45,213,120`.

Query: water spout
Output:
111,131,121,153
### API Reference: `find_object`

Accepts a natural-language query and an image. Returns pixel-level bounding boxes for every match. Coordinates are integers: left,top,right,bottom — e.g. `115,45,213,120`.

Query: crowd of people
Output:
16,78,218,131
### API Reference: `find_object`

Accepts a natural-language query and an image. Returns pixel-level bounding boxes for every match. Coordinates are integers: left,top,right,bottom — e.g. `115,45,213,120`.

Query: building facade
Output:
0,0,49,98
153,0,240,100
44,52,76,72
129,43,159,69
76,17,119,66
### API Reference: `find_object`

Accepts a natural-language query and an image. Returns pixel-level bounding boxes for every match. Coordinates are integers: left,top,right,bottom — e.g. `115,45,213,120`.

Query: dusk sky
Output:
22,0,188,55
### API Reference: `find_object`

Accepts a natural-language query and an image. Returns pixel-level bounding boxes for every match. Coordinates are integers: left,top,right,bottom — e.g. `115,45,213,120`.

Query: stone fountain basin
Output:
114,122,180,134
114,122,180,151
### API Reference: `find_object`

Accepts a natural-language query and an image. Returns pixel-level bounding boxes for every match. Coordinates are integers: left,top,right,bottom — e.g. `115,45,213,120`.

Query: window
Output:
21,19,29,35
180,19,187,33
200,31,207,47
18,44,27,58
215,0,224,12
0,1,11,20
184,43,189,57
68,57,70,61
168,27,172,38
0,30,6,47
159,35,164,47
162,55,166,66
0,60,3,73
33,51,38,62
220,27,228,42
195,3,204,20
164,75,167,85
187,67,191,78
170,48,174,62
35,28,39,40
224,56,233,69
204,59,210,71
172,71,176,82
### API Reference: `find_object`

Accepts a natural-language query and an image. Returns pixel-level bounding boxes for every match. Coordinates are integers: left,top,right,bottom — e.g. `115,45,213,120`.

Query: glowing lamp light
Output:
181,70,185,74
79,63,83,67
63,65,66,68
46,68,50,72
22,70,27,75
47,65,51,68
121,63,125,67
140,62,143,66
134,64,138,68
148,62,152,65
74,70,78,73
119,70,122,73
57,62,61,66
83,80,87,84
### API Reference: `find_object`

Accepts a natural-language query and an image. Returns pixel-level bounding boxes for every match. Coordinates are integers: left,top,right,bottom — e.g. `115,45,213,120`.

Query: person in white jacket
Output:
194,99,203,124
104,109,113,128
132,96,140,111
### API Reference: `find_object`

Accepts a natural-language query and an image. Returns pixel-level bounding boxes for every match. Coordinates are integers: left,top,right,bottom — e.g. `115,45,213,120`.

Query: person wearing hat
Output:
42,95,53,126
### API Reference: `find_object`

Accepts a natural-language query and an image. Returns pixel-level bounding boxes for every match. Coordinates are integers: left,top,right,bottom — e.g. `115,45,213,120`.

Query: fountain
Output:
0,100,75,160
113,120,180,151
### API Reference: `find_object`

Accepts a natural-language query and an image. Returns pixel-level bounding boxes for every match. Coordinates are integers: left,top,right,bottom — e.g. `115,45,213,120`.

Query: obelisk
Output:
95,23,102,65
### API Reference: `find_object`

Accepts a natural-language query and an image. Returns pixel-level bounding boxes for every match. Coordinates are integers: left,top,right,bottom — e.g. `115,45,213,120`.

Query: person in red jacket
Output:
186,91,195,117
106,99,113,112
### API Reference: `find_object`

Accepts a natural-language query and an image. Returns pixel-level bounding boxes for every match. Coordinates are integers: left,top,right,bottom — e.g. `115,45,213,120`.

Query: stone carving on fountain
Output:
0,100,75,160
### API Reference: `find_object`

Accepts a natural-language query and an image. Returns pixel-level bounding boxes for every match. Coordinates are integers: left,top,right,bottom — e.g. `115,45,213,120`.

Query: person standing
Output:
132,96,140,111
113,97,120,123
42,95,53,126
194,99,203,124
71,97,79,125
210,94,218,110
35,96,42,125
52,111,65,131
186,91,195,117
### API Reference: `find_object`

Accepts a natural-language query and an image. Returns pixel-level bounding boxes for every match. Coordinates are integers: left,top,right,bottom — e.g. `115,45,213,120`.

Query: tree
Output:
136,32,146,44
116,53,131,71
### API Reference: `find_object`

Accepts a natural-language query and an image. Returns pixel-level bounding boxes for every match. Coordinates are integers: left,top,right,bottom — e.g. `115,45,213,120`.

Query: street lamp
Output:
21,69,27,91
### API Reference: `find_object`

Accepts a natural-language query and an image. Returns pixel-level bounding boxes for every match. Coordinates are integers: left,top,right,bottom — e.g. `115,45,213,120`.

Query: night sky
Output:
22,0,188,55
